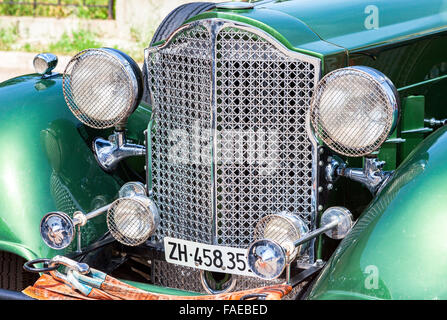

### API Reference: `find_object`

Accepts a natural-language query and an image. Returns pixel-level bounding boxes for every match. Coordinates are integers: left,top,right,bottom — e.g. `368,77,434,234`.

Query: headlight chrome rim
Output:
63,48,143,129
40,211,75,250
310,66,399,157
247,238,287,280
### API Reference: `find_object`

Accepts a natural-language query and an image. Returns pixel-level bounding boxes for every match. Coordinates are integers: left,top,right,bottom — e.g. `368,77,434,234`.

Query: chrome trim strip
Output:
145,19,321,75
385,138,406,144
306,111,319,263
401,128,433,134
209,21,225,244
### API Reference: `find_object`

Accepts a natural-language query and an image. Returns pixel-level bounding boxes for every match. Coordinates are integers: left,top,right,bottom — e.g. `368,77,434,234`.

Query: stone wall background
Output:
0,0,218,81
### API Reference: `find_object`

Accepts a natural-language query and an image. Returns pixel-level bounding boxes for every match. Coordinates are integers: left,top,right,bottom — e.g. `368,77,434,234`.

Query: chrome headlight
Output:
107,196,159,246
118,181,147,198
320,207,354,240
248,212,308,280
63,48,143,129
310,66,399,157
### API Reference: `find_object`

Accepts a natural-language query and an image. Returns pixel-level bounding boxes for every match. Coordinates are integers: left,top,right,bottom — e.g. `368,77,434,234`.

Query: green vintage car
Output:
0,0,446,300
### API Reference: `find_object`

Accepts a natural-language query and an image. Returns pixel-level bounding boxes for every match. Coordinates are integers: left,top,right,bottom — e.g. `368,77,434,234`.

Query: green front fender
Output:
0,74,122,261
308,125,447,300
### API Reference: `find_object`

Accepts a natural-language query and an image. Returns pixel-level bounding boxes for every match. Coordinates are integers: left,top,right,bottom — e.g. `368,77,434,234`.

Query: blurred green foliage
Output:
0,0,111,19
48,29,100,53
18,29,100,56
0,24,18,50
0,1,154,63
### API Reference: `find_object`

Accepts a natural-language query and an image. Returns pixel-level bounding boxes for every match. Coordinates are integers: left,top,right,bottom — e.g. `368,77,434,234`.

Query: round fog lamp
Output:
63,48,143,129
40,212,75,250
107,196,159,246
254,212,308,262
247,239,286,280
310,66,399,157
321,206,354,239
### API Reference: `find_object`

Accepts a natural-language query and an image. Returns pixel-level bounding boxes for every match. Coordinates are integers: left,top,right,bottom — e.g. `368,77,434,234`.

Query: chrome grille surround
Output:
145,19,321,289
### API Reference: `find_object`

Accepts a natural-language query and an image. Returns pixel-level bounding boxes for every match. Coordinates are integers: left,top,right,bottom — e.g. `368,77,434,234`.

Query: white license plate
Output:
164,237,255,277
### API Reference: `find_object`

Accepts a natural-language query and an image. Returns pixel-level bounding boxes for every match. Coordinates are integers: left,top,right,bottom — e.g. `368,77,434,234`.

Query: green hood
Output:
228,0,447,51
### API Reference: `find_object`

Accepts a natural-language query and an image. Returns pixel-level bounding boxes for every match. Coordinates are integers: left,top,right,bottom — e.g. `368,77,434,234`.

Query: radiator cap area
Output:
216,2,255,10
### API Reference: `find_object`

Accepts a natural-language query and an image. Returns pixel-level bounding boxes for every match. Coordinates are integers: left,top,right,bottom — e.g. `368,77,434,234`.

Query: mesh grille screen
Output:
215,27,315,247
148,21,318,248
148,26,214,243
107,198,154,246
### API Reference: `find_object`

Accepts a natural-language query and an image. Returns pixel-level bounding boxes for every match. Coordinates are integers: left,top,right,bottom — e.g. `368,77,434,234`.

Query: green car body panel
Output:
307,125,447,300
0,75,152,260
0,75,120,260
0,0,447,298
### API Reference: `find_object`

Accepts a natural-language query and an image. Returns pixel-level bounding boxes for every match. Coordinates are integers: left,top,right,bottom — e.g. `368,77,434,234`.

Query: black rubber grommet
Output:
23,259,59,273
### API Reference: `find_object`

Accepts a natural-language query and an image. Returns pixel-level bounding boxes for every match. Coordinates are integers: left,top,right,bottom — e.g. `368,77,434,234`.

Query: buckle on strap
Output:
27,256,107,296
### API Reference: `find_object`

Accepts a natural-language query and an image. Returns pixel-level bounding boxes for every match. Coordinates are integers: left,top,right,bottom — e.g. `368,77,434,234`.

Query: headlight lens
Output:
63,48,143,129
40,212,75,250
247,239,286,280
310,66,399,157
107,196,159,246
119,181,147,198
253,212,308,263
321,207,353,240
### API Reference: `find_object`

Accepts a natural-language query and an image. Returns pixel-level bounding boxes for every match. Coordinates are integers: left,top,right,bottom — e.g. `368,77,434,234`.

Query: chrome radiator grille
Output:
214,27,317,247
147,20,320,249
148,25,214,243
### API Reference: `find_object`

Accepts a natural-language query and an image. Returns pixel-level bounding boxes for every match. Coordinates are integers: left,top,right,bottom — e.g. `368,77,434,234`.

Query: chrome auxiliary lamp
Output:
33,53,59,79
40,182,160,251
62,47,146,171
247,207,354,280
